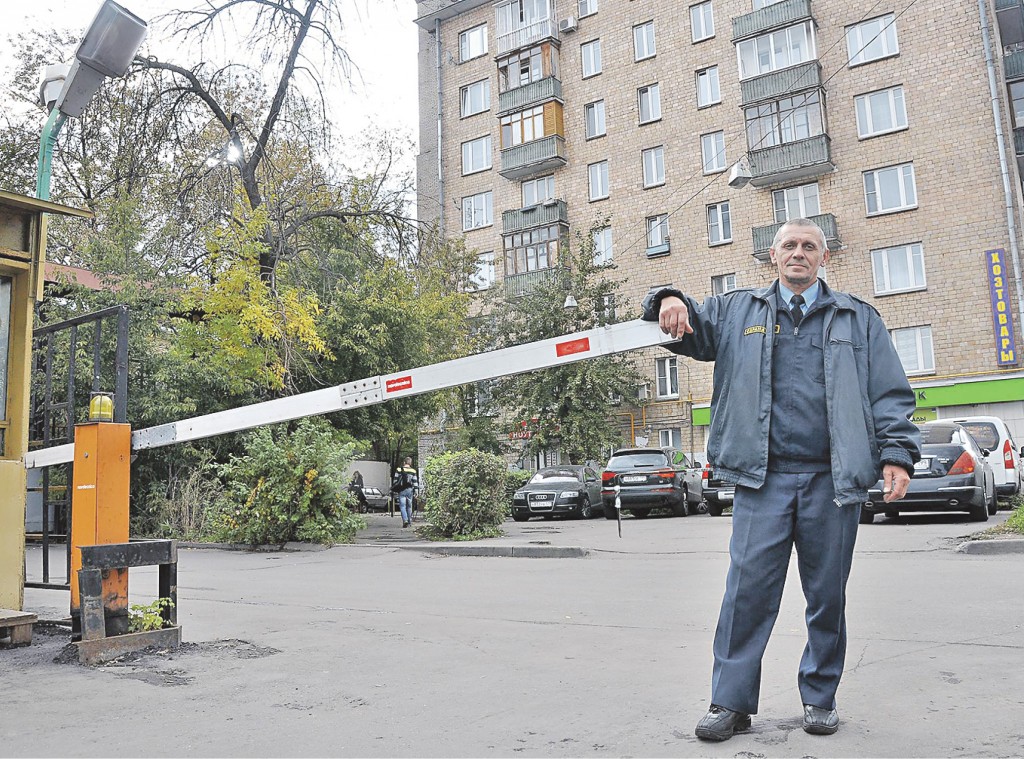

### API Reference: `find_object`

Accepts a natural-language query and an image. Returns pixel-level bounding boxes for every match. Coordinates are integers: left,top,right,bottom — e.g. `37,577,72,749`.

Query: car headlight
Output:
557,490,581,500
513,492,527,502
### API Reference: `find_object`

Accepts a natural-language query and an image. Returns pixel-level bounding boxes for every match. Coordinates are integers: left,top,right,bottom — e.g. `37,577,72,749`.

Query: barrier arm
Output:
26,319,677,469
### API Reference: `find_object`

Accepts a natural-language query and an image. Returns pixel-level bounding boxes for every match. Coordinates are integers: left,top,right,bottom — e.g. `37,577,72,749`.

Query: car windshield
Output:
956,422,999,449
530,470,580,484
607,452,669,468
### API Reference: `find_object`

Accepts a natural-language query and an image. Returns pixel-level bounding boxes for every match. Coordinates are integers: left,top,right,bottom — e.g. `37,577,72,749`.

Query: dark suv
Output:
601,447,690,519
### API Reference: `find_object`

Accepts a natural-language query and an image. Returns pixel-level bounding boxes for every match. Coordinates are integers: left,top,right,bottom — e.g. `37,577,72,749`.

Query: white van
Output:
949,416,1023,499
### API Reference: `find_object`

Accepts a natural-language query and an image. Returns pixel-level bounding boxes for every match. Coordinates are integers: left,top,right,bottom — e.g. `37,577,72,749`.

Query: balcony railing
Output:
1015,127,1024,155
748,133,834,187
504,266,566,298
497,18,557,56
751,213,841,262
740,61,821,105
498,76,562,116
1006,50,1024,81
499,134,567,180
502,199,568,235
732,0,812,41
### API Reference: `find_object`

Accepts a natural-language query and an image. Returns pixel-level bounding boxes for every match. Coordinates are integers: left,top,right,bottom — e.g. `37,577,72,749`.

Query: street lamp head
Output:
563,294,578,310
38,64,71,112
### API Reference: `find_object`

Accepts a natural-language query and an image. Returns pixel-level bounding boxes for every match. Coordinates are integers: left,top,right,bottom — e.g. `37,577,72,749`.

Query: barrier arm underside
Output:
25,319,678,469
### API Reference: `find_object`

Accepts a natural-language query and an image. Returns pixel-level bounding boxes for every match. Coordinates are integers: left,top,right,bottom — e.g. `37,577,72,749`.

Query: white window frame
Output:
656,356,679,398
753,0,785,8
846,14,898,67
461,135,492,175
646,214,669,252
582,39,603,77
521,175,555,207
460,79,491,118
736,21,816,80
462,191,493,231
585,100,606,139
578,0,598,18
712,273,737,295
707,202,732,245
872,242,926,295
744,91,824,149
855,86,908,139
634,21,656,61
459,24,488,62
701,131,726,173
696,66,720,107
891,325,934,375
588,160,609,200
638,83,661,124
642,146,665,188
470,251,496,290
690,1,714,43
772,182,820,222
864,163,917,215
659,428,682,449
593,227,613,265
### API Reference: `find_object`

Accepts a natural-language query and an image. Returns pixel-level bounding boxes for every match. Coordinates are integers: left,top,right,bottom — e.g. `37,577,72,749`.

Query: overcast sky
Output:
3,0,420,166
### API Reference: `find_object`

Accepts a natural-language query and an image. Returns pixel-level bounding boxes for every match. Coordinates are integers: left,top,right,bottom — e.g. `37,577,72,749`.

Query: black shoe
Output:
802,704,839,735
695,705,751,742
402,521,409,528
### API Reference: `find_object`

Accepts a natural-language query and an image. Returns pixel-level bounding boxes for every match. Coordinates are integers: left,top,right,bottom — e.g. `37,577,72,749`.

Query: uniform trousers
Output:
710,469,861,715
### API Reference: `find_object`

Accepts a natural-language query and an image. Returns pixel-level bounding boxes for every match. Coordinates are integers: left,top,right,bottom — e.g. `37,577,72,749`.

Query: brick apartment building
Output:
414,0,1024,467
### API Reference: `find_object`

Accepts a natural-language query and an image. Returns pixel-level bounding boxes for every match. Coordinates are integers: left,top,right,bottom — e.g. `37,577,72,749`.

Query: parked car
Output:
949,415,1023,501
511,465,603,521
600,447,690,519
682,464,735,516
361,486,391,513
862,421,997,523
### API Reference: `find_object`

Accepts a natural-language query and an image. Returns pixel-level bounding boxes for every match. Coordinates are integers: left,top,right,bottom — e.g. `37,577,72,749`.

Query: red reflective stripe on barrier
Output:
555,337,591,357
386,376,413,393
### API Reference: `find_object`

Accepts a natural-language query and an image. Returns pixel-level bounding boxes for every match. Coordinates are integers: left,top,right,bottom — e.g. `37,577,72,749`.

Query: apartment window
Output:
745,91,824,150
891,325,934,375
504,224,561,275
864,163,917,215
691,1,714,42
593,227,613,265
461,135,492,174
847,14,898,67
712,273,737,295
582,39,602,77
707,202,732,245
634,21,656,61
470,251,496,290
522,175,555,206
501,106,545,147
468,380,495,416
697,66,720,107
638,83,661,123
753,0,784,8
1012,82,1024,125
585,100,606,139
872,243,926,295
642,146,666,188
497,47,543,91
579,0,598,17
737,21,815,79
656,356,679,397
855,86,907,138
588,160,609,200
773,182,820,222
462,191,493,230
646,214,670,255
600,294,616,322
496,0,552,37
701,131,726,173
659,428,682,449
460,79,490,117
459,24,488,62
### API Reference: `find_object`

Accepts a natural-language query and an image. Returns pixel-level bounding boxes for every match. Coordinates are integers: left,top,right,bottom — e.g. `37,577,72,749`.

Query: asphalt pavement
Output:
6,509,1024,758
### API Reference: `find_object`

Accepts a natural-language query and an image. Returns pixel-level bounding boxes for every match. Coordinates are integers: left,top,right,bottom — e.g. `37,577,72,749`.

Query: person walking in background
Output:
392,457,419,528
348,470,368,513
642,218,920,740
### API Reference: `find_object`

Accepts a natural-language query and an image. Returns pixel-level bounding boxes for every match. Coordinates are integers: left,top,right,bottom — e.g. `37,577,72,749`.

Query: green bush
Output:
1005,494,1024,534
423,449,509,539
504,468,533,514
210,418,365,545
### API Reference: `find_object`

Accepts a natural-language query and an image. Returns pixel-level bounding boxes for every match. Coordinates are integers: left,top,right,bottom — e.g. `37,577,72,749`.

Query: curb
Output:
406,545,588,558
955,538,1024,555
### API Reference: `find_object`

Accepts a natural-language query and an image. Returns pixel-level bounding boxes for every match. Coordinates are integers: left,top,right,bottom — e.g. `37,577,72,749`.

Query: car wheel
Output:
604,504,617,520
630,509,651,519
578,496,593,520
693,500,709,515
672,498,690,517
512,513,529,522
987,488,998,516
859,507,875,525
707,504,724,517
968,496,989,522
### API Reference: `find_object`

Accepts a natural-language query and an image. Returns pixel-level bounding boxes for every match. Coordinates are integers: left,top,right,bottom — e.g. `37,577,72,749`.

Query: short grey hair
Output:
771,218,827,252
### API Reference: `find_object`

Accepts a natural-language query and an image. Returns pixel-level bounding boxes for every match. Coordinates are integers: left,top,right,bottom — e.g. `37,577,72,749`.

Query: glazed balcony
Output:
748,133,834,187
732,0,812,41
499,135,567,180
996,0,1024,47
740,61,821,105
751,213,841,262
502,199,568,235
498,76,562,116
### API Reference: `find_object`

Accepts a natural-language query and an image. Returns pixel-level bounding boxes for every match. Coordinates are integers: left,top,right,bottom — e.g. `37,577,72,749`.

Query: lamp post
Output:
681,359,695,466
35,1,148,201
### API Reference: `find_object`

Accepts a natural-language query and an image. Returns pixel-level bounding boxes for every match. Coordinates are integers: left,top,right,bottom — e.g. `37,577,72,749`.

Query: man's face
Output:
769,224,830,291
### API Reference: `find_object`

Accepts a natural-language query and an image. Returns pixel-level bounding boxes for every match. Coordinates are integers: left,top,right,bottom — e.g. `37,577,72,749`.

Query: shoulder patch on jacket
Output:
743,325,766,336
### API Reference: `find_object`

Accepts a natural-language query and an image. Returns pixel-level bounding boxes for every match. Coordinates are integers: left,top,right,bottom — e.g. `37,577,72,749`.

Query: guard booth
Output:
0,189,91,611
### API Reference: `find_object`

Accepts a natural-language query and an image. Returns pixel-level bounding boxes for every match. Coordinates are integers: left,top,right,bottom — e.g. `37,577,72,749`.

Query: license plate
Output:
621,475,646,483
914,458,931,471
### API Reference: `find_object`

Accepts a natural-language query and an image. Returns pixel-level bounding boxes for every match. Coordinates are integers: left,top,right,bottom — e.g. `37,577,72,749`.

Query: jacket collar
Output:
753,278,854,312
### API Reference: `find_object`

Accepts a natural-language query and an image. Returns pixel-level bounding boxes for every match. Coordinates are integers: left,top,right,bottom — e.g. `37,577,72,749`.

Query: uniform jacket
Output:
642,280,921,505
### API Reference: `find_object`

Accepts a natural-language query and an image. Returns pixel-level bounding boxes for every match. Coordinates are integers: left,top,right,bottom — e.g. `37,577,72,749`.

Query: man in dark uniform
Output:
642,218,920,740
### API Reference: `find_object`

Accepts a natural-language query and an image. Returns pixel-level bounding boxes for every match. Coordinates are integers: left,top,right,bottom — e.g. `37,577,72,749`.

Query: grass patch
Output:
971,495,1024,540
